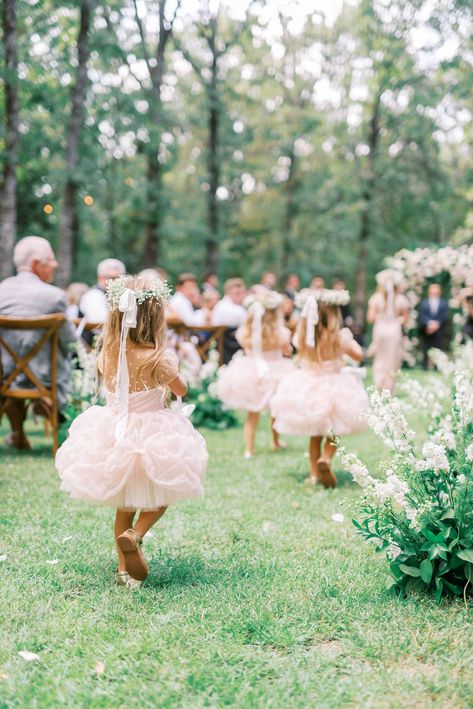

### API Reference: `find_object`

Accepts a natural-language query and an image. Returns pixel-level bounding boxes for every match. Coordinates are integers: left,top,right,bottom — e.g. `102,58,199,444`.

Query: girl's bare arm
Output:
167,375,188,397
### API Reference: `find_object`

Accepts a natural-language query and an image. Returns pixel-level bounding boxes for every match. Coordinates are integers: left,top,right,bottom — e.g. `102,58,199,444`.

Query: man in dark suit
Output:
419,283,448,369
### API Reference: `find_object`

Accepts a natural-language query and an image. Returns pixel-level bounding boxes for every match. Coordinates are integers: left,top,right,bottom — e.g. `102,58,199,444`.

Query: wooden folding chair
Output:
0,314,66,453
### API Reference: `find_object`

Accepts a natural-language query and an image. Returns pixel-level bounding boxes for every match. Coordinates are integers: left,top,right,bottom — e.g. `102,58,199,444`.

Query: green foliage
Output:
186,363,239,431
2,1,472,288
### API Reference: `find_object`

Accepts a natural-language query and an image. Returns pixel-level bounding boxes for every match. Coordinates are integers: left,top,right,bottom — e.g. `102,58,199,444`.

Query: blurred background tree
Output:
0,0,471,298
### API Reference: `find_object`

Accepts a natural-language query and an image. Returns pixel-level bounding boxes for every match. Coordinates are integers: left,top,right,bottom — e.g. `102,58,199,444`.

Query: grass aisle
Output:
1,375,472,707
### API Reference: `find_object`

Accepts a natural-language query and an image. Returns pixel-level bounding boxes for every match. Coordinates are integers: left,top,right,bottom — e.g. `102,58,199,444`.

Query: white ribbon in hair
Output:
301,294,319,347
114,288,138,441
249,301,269,378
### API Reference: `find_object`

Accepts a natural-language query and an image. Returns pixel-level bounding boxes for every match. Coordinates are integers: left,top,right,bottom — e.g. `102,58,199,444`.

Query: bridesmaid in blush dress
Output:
367,269,410,394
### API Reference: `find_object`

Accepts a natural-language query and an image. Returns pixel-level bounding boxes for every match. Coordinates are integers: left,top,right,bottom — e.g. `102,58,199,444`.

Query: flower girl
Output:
56,276,208,588
216,289,294,458
271,289,368,488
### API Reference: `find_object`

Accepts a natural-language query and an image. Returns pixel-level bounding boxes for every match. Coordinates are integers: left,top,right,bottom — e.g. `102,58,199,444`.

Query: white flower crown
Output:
295,287,350,310
106,276,172,310
244,291,283,311
376,268,404,288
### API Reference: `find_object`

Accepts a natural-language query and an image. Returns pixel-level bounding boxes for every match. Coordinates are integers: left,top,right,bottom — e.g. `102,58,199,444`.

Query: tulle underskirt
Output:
55,404,208,510
271,368,369,436
216,353,295,412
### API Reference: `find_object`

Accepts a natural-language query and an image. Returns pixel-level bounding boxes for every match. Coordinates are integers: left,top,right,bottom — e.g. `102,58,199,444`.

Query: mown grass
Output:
0,370,472,708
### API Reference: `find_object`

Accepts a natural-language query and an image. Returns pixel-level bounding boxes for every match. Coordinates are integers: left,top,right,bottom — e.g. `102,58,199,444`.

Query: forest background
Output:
1,0,472,321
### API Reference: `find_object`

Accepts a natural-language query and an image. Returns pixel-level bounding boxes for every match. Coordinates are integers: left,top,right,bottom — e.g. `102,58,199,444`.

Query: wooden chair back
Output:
0,314,66,453
167,320,226,365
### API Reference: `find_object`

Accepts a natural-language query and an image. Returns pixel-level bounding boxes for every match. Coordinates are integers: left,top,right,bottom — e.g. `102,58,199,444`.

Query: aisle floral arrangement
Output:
341,362,473,602
58,341,101,445
179,347,239,430
385,245,473,364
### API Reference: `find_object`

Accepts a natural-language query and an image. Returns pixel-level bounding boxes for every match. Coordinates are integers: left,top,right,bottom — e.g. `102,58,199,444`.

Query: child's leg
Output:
323,436,337,461
133,507,167,538
244,411,259,456
115,509,136,571
270,418,286,450
309,436,322,479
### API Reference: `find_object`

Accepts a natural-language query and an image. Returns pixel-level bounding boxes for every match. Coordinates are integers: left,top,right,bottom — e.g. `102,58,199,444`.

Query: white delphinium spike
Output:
366,388,415,454
415,442,450,473
339,449,376,490
454,370,473,427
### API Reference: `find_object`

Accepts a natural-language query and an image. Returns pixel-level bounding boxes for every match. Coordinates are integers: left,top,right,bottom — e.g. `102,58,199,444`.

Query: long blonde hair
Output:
240,306,283,351
296,302,342,363
97,276,168,389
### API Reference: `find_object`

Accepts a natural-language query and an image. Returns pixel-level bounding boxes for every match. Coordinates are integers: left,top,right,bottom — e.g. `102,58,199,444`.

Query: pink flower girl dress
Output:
216,295,294,414
56,325,208,511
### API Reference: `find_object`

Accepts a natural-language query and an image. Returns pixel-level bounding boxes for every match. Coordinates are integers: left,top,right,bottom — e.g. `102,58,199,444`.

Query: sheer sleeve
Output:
157,348,180,385
339,327,355,352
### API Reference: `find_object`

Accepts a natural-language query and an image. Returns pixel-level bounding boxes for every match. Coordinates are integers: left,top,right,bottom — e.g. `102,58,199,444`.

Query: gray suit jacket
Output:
0,271,76,409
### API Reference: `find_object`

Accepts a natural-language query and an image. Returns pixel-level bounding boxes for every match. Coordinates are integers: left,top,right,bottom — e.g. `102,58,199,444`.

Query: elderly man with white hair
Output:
79,258,126,324
0,235,76,449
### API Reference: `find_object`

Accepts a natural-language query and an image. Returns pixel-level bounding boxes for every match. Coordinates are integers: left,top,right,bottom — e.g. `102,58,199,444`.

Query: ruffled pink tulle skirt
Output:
216,350,295,413
55,389,208,510
271,364,369,436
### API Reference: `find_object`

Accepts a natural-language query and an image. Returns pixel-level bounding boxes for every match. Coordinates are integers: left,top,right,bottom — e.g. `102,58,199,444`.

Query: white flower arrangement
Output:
294,287,350,310
385,245,473,363
341,369,473,601
244,291,283,311
106,277,172,310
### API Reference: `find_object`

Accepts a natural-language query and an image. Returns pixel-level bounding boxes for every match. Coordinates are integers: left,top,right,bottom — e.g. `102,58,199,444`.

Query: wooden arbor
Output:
0,314,66,453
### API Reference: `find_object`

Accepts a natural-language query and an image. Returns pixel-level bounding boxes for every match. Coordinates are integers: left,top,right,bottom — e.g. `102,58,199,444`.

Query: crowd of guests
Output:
0,234,471,450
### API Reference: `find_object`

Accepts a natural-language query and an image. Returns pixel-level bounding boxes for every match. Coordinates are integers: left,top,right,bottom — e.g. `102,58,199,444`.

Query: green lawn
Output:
0,371,472,708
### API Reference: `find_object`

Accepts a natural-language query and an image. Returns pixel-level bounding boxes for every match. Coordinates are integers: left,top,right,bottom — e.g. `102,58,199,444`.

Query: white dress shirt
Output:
79,286,108,323
428,297,440,317
169,291,205,326
211,296,247,328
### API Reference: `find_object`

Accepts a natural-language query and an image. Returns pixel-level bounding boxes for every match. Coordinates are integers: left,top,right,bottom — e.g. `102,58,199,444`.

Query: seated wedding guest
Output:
79,258,126,324
310,275,325,289
202,289,220,312
211,278,246,328
138,267,168,282
65,282,88,320
169,273,208,326
0,236,76,449
332,277,354,327
260,271,277,291
419,283,448,370
203,273,219,294
211,278,247,363
284,273,300,301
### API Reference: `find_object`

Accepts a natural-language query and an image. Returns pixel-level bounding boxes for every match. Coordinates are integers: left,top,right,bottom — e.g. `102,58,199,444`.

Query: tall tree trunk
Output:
139,0,174,267
354,93,381,325
0,0,19,280
206,35,220,274
280,147,296,273
143,138,163,266
57,0,92,287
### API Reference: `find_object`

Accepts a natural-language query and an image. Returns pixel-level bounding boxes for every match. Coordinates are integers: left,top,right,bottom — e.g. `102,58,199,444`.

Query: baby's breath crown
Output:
244,291,283,311
106,276,172,310
295,287,350,310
